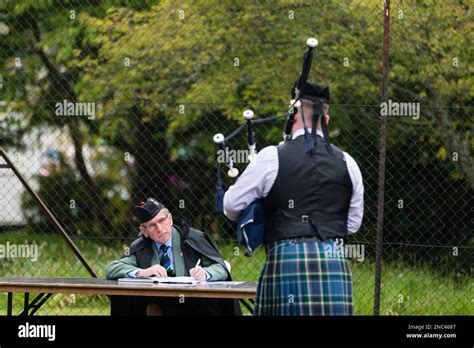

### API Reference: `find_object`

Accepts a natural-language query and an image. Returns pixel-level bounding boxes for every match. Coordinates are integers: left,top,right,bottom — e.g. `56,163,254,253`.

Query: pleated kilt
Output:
254,238,353,316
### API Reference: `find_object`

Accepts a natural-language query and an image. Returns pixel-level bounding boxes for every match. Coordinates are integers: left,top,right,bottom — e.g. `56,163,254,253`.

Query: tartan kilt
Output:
254,238,353,316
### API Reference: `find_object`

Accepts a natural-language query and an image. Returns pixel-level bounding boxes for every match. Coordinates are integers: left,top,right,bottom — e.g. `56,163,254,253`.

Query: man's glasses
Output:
141,213,170,230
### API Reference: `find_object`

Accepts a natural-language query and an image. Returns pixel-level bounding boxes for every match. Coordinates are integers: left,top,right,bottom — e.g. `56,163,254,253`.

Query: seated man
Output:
106,197,241,316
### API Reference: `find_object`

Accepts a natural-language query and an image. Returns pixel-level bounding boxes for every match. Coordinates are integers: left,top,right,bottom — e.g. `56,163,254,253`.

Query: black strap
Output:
320,108,334,156
310,101,322,157
214,162,224,212
309,97,333,156
300,94,315,154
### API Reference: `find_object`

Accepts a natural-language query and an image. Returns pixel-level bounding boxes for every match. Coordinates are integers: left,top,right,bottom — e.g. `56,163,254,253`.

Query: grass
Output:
0,233,472,315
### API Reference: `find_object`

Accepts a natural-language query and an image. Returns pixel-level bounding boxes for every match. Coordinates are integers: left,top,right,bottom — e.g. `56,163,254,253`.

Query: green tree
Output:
0,0,156,235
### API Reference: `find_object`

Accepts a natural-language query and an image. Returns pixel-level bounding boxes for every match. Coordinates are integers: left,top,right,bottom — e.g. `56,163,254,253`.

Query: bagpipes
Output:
213,38,321,255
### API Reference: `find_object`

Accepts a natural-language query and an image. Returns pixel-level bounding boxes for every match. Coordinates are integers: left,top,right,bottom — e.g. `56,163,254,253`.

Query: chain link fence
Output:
0,0,472,315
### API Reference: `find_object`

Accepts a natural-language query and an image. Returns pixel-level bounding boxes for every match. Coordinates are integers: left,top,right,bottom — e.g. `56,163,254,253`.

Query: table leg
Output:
19,293,52,316
23,292,29,316
239,299,254,315
7,292,13,316
29,293,53,316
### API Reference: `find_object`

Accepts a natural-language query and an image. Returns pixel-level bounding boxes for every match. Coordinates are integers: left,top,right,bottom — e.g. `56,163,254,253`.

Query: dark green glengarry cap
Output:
133,197,166,224
291,81,330,102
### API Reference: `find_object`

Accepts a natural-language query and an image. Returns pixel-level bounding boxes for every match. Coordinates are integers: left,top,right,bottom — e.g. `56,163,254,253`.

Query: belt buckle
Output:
301,215,309,223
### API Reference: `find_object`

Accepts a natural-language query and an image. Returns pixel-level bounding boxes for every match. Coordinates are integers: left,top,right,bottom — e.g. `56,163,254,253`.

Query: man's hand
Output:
136,265,168,278
189,266,206,281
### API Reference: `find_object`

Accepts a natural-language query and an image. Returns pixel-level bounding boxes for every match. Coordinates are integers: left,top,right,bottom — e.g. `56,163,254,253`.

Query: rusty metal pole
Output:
374,0,391,316
0,148,99,278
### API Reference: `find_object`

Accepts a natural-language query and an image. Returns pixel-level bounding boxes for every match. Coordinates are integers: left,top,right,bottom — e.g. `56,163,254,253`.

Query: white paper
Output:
206,281,245,285
118,276,200,284
150,276,200,284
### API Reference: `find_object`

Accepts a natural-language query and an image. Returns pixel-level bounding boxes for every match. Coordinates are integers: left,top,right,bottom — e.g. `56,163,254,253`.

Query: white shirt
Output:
223,128,364,234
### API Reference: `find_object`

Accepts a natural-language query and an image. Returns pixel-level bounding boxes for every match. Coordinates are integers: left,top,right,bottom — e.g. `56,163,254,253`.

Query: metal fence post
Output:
373,0,391,316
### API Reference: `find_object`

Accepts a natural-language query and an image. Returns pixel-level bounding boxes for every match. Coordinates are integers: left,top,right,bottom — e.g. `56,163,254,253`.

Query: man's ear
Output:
139,226,148,238
325,114,330,125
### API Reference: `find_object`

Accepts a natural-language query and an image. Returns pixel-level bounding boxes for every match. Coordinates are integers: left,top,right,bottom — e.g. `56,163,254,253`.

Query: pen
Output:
194,258,201,268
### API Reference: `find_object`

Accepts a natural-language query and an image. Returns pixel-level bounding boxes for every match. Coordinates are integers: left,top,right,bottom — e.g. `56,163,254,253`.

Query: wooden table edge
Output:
0,283,256,299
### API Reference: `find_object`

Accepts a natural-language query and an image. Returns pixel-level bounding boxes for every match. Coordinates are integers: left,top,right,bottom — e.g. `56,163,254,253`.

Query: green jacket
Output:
106,225,228,281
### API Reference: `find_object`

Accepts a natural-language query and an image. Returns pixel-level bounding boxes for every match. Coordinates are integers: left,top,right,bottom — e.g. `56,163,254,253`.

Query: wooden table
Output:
0,277,257,316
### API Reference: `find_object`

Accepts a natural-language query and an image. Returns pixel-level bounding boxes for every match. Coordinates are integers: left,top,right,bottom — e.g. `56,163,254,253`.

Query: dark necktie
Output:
160,244,174,276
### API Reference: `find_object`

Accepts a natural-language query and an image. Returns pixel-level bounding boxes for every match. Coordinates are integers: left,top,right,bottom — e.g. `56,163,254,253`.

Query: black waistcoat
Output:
263,135,352,244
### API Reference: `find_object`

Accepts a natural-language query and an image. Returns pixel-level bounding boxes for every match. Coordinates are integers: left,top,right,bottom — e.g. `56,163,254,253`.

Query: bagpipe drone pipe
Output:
213,38,320,256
